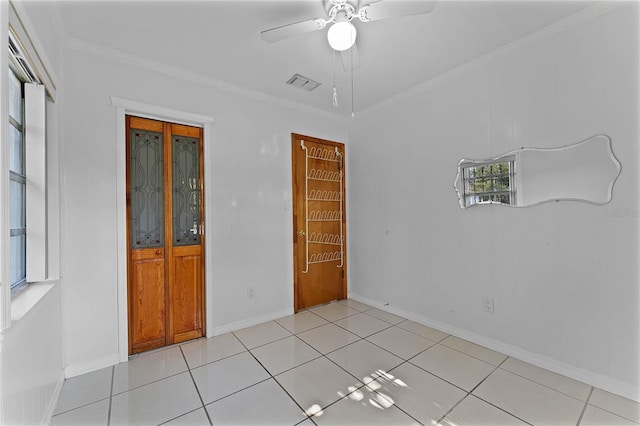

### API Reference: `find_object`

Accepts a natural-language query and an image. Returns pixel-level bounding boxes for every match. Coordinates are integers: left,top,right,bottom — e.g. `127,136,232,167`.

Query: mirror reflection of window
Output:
460,157,516,207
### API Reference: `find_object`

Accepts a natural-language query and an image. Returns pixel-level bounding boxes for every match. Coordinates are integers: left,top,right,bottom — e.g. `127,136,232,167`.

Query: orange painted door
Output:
127,116,205,354
292,134,347,311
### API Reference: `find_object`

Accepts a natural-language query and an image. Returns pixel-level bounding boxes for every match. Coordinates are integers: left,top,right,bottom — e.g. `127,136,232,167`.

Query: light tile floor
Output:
52,299,640,426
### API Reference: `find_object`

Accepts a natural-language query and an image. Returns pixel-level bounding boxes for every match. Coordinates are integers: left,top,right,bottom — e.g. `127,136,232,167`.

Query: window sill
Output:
10,280,57,325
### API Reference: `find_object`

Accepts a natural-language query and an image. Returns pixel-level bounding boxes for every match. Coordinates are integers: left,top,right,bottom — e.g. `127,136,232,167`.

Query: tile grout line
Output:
238,333,293,351
110,369,189,397
107,366,114,426
158,407,208,426
373,355,476,421
330,317,397,339
434,393,470,426
179,345,214,426
360,310,406,325
468,355,510,395
263,347,324,377
311,334,366,358
497,363,593,404
576,387,595,425
587,396,640,423
359,331,427,361
276,318,329,335
396,322,451,343
51,396,112,418
444,393,535,426
438,338,506,365
273,318,298,334
435,357,534,426
403,357,470,395
373,392,424,426
186,350,246,371
475,359,536,426
200,374,274,407
233,330,314,423
232,321,294,351
51,368,119,419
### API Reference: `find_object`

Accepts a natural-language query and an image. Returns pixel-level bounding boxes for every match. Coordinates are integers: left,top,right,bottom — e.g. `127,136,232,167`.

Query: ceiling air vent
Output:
286,74,321,91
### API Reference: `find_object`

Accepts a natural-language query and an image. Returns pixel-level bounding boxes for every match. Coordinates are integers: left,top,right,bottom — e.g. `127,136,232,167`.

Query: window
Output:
7,30,45,293
8,67,26,291
2,5,57,329
460,157,516,207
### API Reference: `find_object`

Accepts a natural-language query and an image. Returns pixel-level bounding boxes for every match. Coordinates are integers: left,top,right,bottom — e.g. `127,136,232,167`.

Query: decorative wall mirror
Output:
454,134,621,208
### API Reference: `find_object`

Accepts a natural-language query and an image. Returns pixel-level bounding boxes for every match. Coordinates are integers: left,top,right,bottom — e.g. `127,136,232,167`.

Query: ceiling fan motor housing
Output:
328,0,357,23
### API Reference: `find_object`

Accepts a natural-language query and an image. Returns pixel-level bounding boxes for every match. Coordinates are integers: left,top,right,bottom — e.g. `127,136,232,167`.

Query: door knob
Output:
298,230,305,237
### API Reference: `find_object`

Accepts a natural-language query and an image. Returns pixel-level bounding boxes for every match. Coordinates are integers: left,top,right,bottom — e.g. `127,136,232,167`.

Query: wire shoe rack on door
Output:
300,141,344,273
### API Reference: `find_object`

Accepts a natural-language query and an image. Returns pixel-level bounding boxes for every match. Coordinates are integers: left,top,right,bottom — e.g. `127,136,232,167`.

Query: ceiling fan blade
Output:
260,18,327,43
341,43,360,72
359,0,437,22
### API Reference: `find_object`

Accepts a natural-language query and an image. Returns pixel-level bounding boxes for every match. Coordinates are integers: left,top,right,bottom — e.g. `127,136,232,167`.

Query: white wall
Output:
348,3,639,400
60,47,348,373
0,1,64,424
1,284,63,426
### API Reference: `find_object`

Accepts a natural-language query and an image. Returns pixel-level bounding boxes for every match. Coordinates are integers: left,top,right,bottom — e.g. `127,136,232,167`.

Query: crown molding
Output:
356,1,628,119
64,37,349,124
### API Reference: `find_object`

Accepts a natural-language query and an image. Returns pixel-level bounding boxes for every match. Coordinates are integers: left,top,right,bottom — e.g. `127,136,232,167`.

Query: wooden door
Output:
127,116,205,354
292,134,347,311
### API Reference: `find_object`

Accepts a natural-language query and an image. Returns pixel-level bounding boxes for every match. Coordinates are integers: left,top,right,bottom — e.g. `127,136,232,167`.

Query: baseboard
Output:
348,292,640,403
64,308,293,378
64,353,120,379
40,370,65,425
211,307,294,336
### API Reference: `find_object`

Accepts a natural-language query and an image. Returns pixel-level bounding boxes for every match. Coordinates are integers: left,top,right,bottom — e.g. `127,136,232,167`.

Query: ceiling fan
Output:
260,0,438,71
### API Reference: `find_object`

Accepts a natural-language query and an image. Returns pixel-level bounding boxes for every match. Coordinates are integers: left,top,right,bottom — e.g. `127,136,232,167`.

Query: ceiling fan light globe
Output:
327,21,357,51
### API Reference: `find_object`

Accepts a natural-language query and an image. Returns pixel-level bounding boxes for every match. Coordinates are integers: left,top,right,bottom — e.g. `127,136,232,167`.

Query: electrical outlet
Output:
483,297,494,313
247,287,255,300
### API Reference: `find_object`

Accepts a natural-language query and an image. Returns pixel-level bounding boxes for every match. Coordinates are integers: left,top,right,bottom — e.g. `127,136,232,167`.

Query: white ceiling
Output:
54,0,597,117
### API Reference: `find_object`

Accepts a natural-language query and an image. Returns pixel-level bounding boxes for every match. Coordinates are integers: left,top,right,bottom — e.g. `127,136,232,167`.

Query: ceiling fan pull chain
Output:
332,49,339,108
351,39,355,118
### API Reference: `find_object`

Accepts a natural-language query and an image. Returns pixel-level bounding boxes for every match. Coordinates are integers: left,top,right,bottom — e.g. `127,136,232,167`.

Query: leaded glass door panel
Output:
127,116,205,355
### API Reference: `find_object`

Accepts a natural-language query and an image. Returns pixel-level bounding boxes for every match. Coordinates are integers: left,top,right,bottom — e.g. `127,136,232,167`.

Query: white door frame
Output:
110,97,214,362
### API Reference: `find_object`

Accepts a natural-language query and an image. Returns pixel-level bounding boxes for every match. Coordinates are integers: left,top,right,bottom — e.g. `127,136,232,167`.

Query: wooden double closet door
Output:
126,116,205,355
